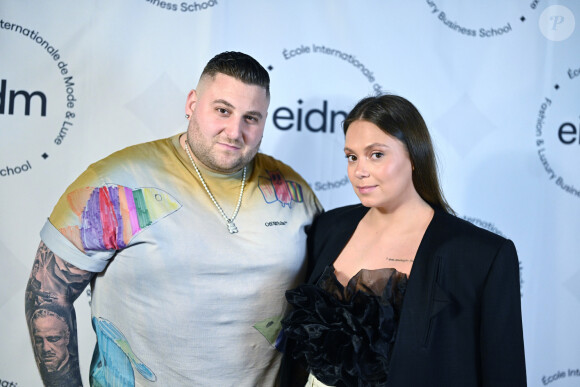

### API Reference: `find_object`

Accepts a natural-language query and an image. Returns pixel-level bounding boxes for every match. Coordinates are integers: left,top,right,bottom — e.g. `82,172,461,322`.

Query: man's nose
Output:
224,119,243,141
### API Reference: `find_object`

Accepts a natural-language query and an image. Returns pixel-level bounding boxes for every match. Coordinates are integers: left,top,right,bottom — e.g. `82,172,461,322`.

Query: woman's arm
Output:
480,239,527,386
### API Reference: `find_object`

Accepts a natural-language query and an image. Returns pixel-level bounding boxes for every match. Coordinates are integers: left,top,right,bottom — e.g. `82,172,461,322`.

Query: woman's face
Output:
344,120,417,211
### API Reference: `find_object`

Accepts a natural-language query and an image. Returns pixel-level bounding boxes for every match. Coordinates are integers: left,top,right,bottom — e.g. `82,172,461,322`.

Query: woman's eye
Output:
345,154,357,162
370,152,384,160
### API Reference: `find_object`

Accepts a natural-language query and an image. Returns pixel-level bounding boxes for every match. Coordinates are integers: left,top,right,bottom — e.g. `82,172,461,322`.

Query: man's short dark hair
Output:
201,51,270,98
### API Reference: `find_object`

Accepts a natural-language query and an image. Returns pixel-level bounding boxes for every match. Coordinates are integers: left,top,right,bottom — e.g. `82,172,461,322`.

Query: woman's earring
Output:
185,114,190,119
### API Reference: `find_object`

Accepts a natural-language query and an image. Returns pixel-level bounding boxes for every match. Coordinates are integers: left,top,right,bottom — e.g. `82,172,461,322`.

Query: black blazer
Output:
282,204,526,387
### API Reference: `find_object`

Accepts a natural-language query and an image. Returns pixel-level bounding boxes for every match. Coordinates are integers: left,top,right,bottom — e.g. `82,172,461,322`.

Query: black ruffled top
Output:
282,265,408,387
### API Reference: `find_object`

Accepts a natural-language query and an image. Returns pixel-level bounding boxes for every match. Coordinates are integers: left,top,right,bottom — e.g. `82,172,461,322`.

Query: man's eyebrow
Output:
213,99,235,109
245,110,263,119
213,99,263,119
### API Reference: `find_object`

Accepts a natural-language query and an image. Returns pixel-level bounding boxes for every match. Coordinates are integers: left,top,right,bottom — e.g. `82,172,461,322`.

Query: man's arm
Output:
25,241,95,387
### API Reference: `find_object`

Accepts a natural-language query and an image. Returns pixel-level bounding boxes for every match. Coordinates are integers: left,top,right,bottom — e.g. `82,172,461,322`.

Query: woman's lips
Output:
357,185,376,194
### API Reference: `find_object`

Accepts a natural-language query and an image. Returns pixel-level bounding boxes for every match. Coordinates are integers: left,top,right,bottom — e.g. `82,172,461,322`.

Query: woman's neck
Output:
366,198,434,234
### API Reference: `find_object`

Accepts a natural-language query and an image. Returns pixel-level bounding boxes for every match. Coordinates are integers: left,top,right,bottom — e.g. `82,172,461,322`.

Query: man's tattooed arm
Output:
25,241,95,387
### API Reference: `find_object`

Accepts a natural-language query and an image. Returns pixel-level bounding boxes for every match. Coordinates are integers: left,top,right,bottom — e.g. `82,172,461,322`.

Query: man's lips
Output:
217,142,241,150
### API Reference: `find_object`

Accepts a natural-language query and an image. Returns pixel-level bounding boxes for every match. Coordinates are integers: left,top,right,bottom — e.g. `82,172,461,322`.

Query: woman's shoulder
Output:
316,204,368,226
433,210,513,251
307,204,367,243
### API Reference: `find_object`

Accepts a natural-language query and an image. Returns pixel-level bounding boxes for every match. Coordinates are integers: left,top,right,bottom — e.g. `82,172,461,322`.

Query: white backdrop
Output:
1,1,579,386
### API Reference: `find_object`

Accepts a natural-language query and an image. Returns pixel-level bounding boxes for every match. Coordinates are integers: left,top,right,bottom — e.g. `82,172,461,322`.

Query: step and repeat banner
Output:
1,1,579,386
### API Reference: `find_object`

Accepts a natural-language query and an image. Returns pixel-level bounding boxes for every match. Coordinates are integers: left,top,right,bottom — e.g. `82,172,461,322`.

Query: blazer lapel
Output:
390,210,453,360
307,205,369,284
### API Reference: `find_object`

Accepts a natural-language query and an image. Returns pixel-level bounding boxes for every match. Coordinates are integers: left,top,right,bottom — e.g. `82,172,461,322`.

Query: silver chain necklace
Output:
184,141,246,234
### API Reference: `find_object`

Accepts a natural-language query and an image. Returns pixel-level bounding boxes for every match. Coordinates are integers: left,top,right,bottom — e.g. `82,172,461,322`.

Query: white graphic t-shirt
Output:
41,133,322,386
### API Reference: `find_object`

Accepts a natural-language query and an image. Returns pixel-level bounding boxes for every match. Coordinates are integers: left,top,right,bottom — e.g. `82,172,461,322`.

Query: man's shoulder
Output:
102,134,176,163
254,152,295,169
253,153,324,213
254,153,307,183
66,134,179,189
90,134,178,173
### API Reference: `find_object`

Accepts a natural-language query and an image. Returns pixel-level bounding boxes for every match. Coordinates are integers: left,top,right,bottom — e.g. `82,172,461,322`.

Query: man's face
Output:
33,315,70,372
185,73,269,174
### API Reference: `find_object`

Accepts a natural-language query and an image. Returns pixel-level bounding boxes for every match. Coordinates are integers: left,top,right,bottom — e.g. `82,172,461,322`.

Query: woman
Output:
281,95,526,386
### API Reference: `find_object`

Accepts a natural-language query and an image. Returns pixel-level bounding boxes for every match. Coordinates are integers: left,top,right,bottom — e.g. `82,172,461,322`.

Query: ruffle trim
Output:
282,266,407,386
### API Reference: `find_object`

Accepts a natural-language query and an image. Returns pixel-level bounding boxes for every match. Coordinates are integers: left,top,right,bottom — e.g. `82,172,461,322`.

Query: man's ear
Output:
185,89,198,116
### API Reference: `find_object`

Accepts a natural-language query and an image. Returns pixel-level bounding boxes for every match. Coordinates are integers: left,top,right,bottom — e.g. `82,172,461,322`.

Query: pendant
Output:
227,220,238,234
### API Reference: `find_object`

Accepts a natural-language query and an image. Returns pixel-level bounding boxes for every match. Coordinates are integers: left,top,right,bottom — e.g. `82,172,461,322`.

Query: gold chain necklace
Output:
184,141,246,234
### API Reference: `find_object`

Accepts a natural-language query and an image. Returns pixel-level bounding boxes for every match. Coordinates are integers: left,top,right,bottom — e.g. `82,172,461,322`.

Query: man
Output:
25,51,322,386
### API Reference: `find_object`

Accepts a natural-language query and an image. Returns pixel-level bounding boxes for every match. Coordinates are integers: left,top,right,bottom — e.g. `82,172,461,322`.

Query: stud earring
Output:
185,114,190,119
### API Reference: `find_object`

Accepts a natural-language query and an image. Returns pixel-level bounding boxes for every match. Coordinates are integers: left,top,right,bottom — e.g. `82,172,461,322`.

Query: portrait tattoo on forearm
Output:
25,241,93,387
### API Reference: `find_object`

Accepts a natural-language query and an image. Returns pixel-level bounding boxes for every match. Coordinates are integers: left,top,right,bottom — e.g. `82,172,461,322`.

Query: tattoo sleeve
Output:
25,241,95,387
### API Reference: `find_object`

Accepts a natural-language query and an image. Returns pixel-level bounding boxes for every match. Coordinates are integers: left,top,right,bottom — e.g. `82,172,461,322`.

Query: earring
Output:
185,114,190,119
